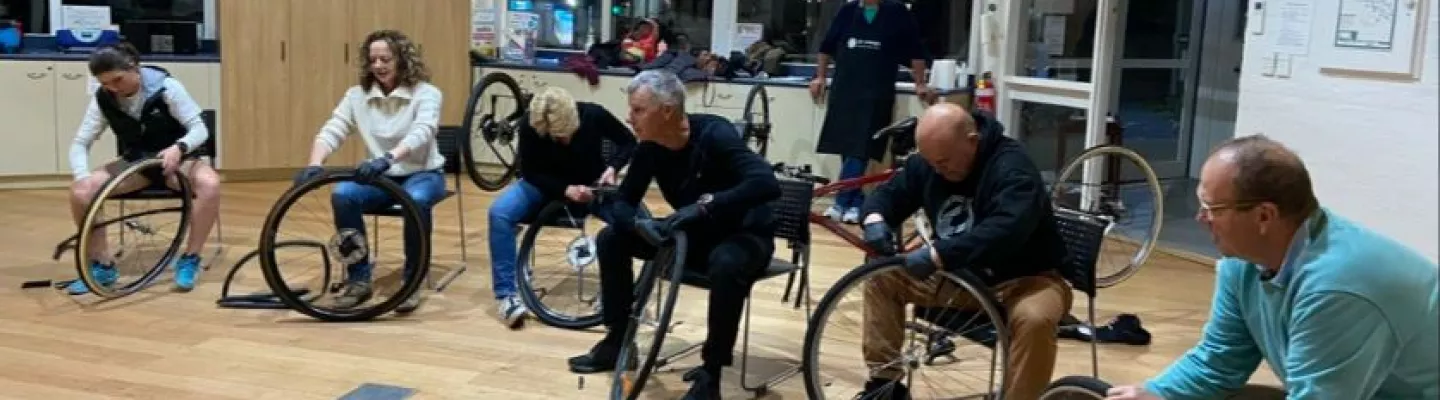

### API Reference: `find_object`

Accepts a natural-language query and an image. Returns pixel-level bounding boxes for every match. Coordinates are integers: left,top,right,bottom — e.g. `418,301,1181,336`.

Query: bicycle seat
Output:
871,116,919,140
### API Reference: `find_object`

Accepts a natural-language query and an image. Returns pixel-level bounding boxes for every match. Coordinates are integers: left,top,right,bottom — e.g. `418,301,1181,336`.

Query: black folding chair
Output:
361,125,469,291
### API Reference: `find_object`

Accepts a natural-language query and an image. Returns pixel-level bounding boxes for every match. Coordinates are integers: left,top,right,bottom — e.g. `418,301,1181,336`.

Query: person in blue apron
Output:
810,0,936,224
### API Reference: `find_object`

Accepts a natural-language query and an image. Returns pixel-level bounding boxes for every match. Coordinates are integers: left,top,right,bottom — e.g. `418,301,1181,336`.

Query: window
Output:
61,0,203,24
521,0,603,50
612,0,713,50
739,0,972,64
1,0,49,33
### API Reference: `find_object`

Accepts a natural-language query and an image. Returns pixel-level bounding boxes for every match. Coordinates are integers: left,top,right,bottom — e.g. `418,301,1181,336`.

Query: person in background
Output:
66,42,221,295
1106,135,1439,400
486,86,636,329
566,70,780,399
810,0,935,224
293,29,447,315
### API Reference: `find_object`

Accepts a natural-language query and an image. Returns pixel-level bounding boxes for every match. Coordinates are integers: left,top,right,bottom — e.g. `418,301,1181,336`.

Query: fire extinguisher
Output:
974,71,996,114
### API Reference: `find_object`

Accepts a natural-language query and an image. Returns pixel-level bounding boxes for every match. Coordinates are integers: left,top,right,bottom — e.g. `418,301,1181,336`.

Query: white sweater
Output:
314,82,446,176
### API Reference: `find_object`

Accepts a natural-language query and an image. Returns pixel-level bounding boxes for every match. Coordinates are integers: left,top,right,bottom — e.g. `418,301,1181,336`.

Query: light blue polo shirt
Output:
1146,208,1439,399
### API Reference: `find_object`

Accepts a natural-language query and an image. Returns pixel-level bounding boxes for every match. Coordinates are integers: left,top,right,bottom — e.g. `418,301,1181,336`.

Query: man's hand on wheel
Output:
1105,385,1162,400
862,221,897,256
159,145,184,176
665,204,707,232
902,246,938,280
293,166,325,186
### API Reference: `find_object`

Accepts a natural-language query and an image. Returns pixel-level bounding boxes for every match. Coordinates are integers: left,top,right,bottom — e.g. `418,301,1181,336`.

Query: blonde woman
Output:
487,86,637,328
293,30,445,314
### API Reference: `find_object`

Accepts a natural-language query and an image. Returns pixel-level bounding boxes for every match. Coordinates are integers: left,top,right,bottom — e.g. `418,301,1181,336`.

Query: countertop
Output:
0,51,220,63
475,60,969,96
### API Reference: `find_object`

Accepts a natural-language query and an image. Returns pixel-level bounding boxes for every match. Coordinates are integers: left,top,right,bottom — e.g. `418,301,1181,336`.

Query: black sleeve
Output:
861,156,926,227
610,143,657,231
516,119,569,199
933,160,1045,270
591,106,637,169
704,123,781,214
890,2,929,64
818,3,854,55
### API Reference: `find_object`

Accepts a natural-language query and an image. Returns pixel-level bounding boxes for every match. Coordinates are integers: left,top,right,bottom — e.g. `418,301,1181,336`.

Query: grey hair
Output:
625,70,686,111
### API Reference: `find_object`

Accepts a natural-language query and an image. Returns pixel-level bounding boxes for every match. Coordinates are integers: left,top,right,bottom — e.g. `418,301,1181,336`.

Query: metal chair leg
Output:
739,297,801,395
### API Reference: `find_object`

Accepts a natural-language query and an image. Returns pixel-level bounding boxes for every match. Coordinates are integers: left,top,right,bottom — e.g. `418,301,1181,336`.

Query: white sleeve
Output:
70,99,109,181
314,90,358,154
398,84,441,152
161,78,209,153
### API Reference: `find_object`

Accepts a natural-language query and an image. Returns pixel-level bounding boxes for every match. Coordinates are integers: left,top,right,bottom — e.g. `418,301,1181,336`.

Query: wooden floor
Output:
0,179,1278,399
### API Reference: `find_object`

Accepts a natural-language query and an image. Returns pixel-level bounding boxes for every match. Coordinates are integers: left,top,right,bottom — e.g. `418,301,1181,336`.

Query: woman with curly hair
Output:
293,29,446,314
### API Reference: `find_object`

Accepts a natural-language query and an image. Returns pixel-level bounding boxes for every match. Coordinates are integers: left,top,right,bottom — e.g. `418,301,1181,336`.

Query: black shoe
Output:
855,378,909,400
567,340,637,374
681,367,722,400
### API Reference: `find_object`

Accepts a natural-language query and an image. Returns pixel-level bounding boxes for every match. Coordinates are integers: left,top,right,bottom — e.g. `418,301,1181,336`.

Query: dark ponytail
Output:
87,42,141,76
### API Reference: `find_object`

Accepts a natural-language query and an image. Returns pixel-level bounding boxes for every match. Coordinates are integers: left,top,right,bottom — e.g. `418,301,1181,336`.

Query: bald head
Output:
1203,135,1318,221
914,103,982,182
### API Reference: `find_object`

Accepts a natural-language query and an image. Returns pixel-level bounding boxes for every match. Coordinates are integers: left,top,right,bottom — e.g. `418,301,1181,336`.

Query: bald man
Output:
1107,135,1438,400
855,103,1071,399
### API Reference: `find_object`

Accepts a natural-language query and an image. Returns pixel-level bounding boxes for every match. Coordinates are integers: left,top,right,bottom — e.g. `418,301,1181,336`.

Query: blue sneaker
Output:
173,254,201,292
66,261,118,295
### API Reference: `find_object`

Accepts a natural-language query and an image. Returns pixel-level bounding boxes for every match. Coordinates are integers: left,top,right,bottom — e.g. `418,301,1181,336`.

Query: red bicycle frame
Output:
803,167,926,256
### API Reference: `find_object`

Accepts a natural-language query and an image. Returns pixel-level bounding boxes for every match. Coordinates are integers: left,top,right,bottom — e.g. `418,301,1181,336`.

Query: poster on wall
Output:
504,11,539,63
1333,0,1398,50
471,3,500,58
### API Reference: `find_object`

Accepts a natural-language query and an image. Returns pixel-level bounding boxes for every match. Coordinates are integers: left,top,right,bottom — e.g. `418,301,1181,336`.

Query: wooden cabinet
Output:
220,0,471,171
0,61,61,175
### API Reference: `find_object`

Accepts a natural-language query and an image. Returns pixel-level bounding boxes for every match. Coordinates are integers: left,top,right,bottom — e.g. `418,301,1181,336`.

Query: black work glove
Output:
293,166,325,187
862,221,898,256
665,203,708,233
355,155,394,181
902,245,938,280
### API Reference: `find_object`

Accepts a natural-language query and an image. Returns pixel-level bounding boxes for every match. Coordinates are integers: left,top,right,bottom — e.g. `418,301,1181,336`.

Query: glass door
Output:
1102,0,1200,179
992,0,1120,182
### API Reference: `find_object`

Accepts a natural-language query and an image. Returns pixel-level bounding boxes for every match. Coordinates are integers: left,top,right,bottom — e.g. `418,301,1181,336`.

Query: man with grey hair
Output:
567,70,781,399
1106,135,1439,400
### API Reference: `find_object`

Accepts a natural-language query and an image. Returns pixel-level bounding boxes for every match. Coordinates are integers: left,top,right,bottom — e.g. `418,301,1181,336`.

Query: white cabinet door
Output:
0,61,61,175
51,62,114,175
153,62,216,110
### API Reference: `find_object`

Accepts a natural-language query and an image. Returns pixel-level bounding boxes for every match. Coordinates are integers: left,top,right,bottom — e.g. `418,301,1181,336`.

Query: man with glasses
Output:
1106,135,1438,400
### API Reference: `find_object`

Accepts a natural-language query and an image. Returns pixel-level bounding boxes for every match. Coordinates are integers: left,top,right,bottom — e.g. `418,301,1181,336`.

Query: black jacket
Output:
862,112,1066,286
517,101,637,199
612,113,781,237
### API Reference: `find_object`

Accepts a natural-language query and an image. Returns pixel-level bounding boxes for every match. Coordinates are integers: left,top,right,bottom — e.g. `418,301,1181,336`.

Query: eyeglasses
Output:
1196,198,1261,218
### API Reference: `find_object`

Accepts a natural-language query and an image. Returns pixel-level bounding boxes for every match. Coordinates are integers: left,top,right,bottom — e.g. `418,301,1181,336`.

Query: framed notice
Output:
1318,0,1428,78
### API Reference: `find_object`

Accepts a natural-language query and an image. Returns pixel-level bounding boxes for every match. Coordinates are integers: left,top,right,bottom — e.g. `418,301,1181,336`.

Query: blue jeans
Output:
487,179,546,299
488,178,622,299
330,170,447,283
835,156,868,209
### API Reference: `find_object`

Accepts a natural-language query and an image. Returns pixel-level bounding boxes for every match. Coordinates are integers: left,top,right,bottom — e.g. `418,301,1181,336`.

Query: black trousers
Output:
596,225,775,367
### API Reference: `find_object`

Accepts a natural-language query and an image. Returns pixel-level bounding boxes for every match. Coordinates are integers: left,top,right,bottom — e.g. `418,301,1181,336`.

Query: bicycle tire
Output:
802,258,1011,399
611,232,688,400
516,200,605,330
460,71,525,191
740,83,771,158
257,172,430,322
75,158,191,299
1040,375,1112,399
1051,144,1163,288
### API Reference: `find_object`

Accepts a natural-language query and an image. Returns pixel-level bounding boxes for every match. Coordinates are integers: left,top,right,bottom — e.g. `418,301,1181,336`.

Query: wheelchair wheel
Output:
1050,144,1162,288
461,71,526,191
516,200,606,330
1040,376,1112,399
74,158,191,299
738,84,771,158
611,232,688,400
802,258,1010,399
257,171,430,322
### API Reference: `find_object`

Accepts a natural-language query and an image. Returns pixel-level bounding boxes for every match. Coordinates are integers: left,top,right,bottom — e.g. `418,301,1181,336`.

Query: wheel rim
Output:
461,72,525,191
1050,145,1163,288
75,158,190,299
517,202,606,328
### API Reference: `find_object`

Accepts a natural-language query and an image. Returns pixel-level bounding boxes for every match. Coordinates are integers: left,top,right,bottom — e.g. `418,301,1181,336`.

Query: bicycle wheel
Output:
738,84,771,158
1050,145,1163,288
516,200,605,330
803,258,1010,399
611,232,688,400
461,71,526,191
257,171,430,322
74,158,191,299
1040,376,1112,399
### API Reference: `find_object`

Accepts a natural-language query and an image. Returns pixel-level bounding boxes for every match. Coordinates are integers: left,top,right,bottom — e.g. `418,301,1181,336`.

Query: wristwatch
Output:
697,193,713,205
174,141,190,154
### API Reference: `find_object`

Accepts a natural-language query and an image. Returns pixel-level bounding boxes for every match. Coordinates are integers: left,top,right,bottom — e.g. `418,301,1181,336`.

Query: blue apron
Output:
815,7,898,161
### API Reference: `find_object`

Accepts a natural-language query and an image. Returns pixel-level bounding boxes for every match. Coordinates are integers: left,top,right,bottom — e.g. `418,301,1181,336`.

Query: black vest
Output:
95,66,187,161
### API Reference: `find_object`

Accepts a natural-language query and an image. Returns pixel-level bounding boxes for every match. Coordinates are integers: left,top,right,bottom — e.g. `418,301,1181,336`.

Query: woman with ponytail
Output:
65,41,221,296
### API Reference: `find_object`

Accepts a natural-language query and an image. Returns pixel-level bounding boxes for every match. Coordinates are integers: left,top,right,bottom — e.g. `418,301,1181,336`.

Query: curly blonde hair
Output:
529,87,581,140
358,30,430,91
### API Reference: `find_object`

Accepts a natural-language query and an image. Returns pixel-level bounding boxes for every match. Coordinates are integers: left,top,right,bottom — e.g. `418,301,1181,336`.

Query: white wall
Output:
1234,0,1439,261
